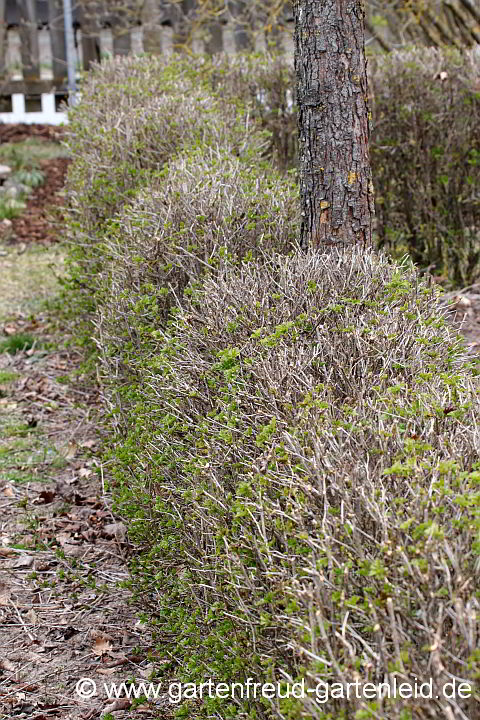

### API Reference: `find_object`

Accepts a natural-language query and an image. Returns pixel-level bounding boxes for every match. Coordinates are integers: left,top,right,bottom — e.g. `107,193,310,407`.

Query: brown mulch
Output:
9,157,70,246
0,123,65,144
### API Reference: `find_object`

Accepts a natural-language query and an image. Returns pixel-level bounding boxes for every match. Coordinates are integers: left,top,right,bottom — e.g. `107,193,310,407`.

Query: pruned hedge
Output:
108,247,480,719
63,48,480,720
369,47,480,286
95,146,298,395
65,48,480,290
63,52,295,320
64,52,293,241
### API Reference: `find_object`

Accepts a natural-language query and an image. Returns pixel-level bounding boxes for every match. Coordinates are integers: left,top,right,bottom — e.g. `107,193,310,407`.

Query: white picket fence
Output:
0,92,68,124
0,26,142,125
0,24,294,125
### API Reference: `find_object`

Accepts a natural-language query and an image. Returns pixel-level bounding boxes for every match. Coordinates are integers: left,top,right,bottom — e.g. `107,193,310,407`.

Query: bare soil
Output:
0,125,64,145
9,156,70,246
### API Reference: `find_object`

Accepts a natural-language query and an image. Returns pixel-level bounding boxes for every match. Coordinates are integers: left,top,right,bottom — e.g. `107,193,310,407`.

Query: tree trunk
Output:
294,0,374,249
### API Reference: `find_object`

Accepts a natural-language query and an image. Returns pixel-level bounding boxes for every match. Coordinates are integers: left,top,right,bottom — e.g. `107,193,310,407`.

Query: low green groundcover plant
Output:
0,333,35,355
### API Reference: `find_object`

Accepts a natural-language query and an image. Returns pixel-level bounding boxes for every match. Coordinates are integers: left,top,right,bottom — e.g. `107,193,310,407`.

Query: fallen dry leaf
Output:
62,544,84,557
8,554,34,569
102,522,127,541
92,636,113,656
100,698,131,716
0,588,12,606
0,658,16,672
25,608,38,625
2,485,14,497
101,654,128,669
80,439,96,449
3,324,18,336
97,667,117,676
26,651,49,663
59,442,77,460
0,547,16,557
55,532,78,548
0,400,17,409
37,489,56,504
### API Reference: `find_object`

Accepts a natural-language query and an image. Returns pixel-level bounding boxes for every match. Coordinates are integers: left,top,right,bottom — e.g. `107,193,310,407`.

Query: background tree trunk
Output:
294,0,374,249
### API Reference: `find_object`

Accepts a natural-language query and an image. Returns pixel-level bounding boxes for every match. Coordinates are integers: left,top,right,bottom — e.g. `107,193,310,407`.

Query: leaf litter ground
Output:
0,130,173,720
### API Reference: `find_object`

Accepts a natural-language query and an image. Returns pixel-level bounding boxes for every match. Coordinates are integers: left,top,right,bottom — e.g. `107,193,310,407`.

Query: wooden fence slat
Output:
204,19,223,53
229,0,253,50
200,1,226,54
112,25,131,55
0,0,7,76
112,0,141,56
18,0,40,80
172,0,195,50
142,0,164,54
47,0,67,81
77,1,101,71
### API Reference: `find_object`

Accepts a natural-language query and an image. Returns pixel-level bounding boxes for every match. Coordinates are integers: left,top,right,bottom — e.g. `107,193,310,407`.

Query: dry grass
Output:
0,246,64,320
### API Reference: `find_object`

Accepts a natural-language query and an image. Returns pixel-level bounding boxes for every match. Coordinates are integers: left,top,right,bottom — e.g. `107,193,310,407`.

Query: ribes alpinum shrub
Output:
94,145,298,402
62,52,296,326
369,47,480,285
63,49,480,719
64,49,480,289
108,247,480,719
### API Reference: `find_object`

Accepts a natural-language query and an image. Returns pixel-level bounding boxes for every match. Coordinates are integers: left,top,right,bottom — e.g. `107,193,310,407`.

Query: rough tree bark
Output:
294,0,374,249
